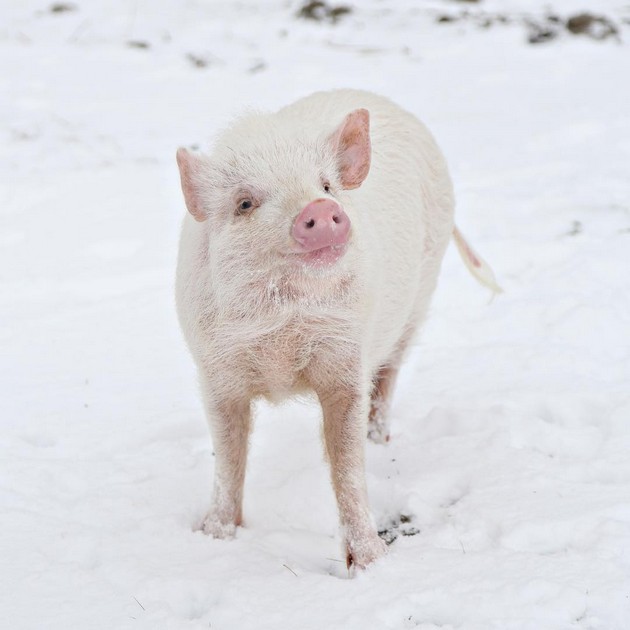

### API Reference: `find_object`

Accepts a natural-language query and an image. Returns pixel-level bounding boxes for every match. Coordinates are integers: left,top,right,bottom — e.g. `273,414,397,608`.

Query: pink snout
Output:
291,199,351,252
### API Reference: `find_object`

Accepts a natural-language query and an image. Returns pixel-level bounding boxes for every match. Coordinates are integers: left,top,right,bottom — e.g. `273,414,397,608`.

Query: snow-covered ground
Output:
2,1,630,628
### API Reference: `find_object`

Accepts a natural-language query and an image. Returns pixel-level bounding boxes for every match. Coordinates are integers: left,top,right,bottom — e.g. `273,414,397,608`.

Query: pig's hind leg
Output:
367,333,412,444
367,364,399,444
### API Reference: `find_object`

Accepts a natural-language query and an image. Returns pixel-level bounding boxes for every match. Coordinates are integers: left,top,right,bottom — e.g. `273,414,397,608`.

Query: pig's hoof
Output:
367,401,390,444
346,533,387,570
200,513,237,539
367,421,390,444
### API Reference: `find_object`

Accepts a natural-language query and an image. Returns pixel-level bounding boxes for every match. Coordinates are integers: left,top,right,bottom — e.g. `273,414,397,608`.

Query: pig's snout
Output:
292,199,350,252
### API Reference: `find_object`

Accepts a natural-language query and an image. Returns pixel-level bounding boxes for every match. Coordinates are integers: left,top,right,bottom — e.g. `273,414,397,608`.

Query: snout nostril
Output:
293,201,350,252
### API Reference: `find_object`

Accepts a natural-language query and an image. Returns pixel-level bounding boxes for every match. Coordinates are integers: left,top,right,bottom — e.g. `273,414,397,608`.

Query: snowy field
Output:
2,0,630,628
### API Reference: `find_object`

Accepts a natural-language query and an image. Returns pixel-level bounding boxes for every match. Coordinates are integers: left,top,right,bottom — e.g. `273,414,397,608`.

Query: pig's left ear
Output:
330,108,371,190
176,147,211,222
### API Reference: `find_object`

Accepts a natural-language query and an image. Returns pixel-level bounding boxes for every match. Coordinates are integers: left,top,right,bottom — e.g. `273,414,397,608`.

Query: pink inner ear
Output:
332,109,371,190
176,148,208,222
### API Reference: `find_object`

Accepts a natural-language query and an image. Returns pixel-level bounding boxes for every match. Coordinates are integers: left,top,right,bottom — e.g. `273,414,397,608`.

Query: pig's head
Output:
176,108,371,310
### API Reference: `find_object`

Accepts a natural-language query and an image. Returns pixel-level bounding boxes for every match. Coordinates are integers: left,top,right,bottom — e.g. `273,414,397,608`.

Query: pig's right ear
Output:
176,147,210,222
329,109,371,190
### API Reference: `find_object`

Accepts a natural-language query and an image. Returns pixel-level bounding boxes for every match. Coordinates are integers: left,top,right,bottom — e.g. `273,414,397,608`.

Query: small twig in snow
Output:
133,596,145,611
282,563,298,577
127,0,139,40
68,19,90,43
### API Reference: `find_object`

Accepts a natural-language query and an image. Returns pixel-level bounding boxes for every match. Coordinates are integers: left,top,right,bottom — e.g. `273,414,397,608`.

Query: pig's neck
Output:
211,268,361,340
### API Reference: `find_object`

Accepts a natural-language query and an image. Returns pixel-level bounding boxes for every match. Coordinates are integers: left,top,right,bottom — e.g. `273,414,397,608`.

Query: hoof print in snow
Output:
378,514,420,545
297,1,352,24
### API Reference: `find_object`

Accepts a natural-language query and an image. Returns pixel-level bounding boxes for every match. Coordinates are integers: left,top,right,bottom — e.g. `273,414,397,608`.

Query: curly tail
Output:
452,226,503,295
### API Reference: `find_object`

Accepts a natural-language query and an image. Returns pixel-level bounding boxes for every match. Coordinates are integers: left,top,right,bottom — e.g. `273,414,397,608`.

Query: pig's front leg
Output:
200,389,251,539
311,366,387,569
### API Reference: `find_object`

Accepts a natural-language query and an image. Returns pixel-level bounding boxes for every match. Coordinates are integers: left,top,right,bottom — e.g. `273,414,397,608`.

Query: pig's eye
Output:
236,199,254,214
323,182,331,193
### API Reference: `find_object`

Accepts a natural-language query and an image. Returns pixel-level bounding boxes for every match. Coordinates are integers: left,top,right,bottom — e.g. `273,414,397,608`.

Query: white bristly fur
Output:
176,89,462,569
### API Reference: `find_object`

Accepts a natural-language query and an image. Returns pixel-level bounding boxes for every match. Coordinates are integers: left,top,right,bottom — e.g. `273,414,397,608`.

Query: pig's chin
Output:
286,244,348,270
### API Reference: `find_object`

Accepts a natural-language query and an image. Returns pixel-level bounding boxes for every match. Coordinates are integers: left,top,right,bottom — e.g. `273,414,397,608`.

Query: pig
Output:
175,89,499,569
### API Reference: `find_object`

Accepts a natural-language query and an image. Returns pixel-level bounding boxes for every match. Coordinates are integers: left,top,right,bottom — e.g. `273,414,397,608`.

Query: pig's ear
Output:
176,147,211,222
330,108,371,190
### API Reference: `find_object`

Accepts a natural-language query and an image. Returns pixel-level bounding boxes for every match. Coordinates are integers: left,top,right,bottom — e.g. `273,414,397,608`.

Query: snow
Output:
2,1,630,628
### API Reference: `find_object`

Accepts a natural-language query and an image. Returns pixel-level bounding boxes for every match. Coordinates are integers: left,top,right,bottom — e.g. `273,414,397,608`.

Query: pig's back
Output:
282,90,455,369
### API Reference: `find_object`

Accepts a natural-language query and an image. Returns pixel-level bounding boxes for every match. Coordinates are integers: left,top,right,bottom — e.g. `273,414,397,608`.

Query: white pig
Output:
175,89,499,569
